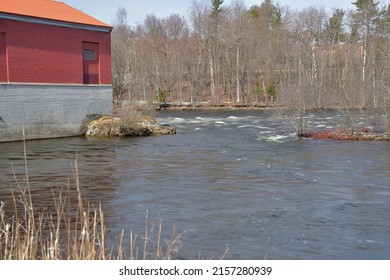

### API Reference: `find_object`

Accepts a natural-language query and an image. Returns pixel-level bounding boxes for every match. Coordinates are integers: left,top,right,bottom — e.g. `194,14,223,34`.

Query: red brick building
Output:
0,0,113,142
0,0,112,84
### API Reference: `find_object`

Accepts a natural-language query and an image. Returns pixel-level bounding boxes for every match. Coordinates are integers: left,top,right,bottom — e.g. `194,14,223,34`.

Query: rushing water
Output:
0,110,389,259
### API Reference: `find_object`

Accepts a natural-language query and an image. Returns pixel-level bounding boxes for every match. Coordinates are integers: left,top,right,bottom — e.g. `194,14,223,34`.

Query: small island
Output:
86,114,176,137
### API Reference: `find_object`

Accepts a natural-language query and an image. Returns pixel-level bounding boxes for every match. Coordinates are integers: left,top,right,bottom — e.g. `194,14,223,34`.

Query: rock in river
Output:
86,115,176,137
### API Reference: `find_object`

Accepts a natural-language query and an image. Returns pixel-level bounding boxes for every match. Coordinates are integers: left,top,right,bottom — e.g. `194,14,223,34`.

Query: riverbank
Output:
156,102,277,111
303,129,390,141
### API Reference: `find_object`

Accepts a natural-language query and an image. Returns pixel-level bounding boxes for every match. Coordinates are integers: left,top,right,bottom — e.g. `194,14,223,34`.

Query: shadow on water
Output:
1,110,389,259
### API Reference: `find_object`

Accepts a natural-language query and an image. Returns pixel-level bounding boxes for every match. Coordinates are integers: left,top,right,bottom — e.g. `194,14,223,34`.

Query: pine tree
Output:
211,0,224,15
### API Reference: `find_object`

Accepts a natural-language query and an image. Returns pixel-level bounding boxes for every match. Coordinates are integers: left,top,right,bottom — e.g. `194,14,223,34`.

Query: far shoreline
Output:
155,102,279,111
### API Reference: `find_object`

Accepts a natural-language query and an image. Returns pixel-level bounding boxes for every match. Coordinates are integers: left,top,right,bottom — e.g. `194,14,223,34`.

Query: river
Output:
0,110,389,259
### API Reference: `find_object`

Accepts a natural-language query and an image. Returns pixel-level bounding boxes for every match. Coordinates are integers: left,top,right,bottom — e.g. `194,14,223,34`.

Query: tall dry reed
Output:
0,135,183,260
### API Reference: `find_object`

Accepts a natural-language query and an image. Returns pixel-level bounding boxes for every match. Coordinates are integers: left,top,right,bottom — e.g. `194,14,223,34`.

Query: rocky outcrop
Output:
86,115,176,137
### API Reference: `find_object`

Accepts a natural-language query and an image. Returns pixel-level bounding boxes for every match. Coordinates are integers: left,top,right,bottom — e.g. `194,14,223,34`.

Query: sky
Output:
60,0,385,26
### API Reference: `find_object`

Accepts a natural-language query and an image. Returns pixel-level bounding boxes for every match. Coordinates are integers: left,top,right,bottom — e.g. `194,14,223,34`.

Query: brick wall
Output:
0,18,112,84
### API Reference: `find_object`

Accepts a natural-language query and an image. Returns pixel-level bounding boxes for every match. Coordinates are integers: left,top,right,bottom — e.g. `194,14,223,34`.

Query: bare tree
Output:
350,0,380,106
164,14,190,103
112,7,132,107
226,0,247,103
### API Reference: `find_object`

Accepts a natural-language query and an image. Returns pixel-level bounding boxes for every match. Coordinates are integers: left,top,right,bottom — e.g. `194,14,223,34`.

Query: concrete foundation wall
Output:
0,83,112,142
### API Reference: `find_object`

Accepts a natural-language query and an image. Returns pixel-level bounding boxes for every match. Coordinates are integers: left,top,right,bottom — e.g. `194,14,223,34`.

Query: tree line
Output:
111,0,389,118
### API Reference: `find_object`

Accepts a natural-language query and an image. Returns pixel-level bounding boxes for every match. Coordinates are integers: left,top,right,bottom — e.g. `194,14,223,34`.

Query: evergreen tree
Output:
352,0,379,10
211,0,224,15
326,9,346,44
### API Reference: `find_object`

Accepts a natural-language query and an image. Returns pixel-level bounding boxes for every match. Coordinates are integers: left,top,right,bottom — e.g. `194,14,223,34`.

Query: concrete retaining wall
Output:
0,83,112,142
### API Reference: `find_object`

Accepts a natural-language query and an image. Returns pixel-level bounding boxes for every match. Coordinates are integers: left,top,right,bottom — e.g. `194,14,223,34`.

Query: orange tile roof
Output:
0,0,111,28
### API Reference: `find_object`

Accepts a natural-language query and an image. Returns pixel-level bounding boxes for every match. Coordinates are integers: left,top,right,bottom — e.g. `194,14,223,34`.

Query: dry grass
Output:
114,103,157,119
0,137,184,260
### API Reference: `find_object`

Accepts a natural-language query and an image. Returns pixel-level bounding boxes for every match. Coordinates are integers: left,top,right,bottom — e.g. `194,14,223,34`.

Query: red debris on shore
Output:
303,128,390,141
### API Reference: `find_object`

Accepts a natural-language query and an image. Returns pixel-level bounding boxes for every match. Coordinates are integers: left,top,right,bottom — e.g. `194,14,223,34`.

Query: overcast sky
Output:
60,0,384,25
